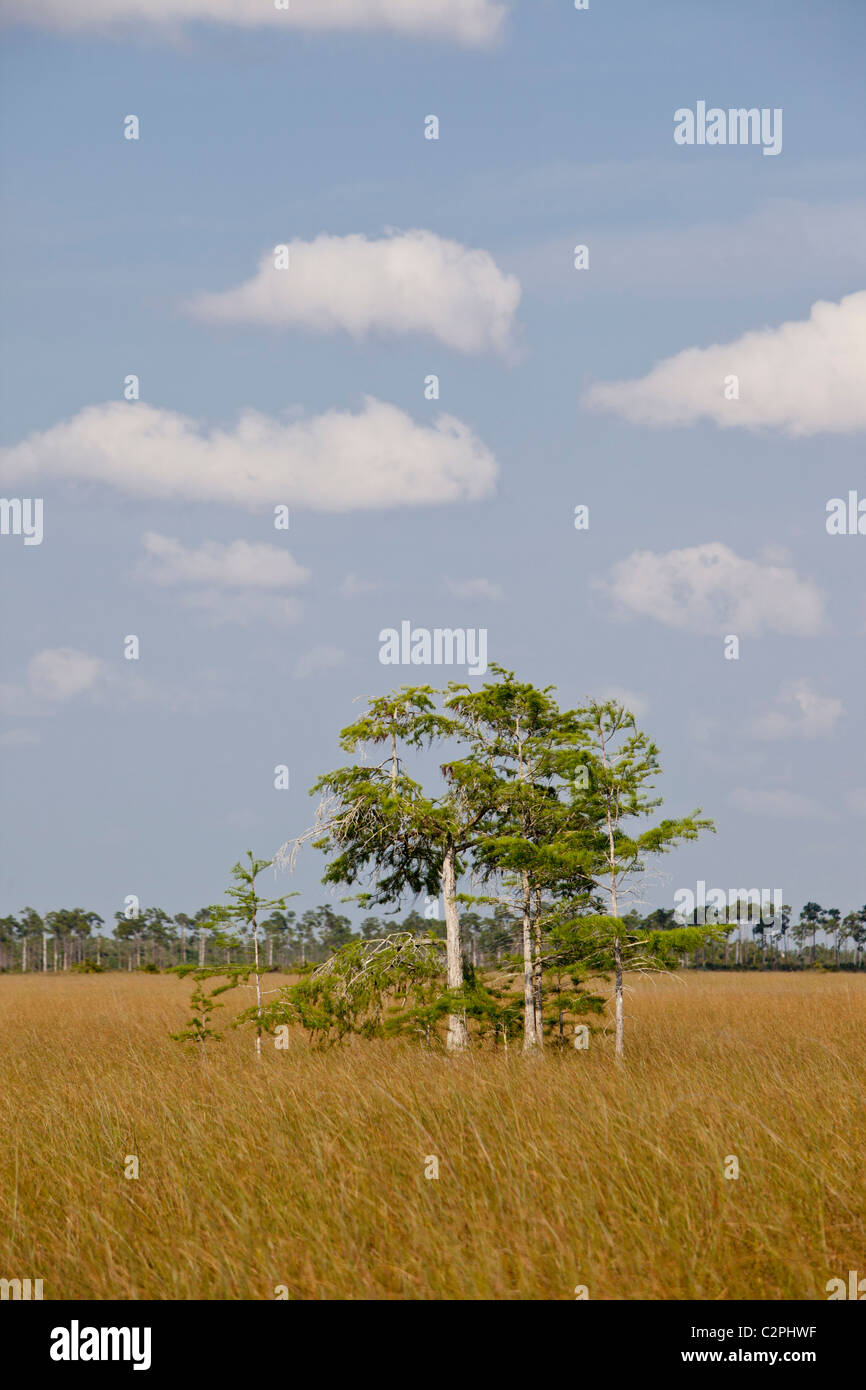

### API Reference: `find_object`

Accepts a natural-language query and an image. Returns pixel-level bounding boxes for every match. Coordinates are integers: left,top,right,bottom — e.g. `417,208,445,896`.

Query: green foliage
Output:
252,933,444,1046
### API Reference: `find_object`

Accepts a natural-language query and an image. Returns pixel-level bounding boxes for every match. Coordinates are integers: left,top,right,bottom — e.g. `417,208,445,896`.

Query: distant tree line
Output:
1,899,864,976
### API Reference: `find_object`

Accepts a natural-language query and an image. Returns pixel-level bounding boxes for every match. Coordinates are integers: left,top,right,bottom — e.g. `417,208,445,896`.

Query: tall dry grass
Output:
0,970,862,1299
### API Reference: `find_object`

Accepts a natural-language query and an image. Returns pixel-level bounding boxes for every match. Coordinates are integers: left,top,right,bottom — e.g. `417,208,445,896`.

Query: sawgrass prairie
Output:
0,970,863,1300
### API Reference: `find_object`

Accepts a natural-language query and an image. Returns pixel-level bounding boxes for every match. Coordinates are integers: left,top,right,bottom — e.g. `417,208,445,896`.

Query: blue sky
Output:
1,0,864,928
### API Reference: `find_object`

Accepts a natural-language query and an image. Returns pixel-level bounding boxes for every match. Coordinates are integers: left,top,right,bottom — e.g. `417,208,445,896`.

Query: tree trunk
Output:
252,921,263,1059
614,936,624,1061
521,870,539,1052
442,844,468,1051
533,889,544,1047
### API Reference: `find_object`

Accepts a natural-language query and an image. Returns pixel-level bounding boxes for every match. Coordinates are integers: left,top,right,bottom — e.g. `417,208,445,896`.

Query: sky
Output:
1,0,864,931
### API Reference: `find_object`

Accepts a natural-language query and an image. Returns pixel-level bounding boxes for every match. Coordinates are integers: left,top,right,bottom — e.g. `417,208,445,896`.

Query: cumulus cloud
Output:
445,577,503,600
139,533,310,590
2,0,506,45
294,645,346,679
596,542,825,636
0,398,498,512
582,291,866,435
754,680,844,739
187,231,520,356
27,648,103,702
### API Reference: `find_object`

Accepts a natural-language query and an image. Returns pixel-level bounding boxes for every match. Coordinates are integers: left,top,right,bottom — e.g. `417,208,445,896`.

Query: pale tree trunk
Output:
521,870,539,1052
514,715,540,1054
252,918,263,1059
42,933,48,973
599,723,624,1062
22,938,28,973
198,928,206,968
532,888,544,1047
613,935,624,1061
442,844,468,1051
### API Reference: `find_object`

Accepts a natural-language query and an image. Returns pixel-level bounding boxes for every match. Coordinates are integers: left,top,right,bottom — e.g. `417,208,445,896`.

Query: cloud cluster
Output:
596,542,825,636
753,680,844,739
140,533,310,590
27,648,103,702
188,231,521,356
582,291,866,435
3,0,506,46
1,647,104,717
138,533,310,626
0,398,498,512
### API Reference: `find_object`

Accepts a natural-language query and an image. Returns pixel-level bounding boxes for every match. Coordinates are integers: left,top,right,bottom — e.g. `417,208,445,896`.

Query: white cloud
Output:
596,542,825,636
139,533,310,590
726,788,828,820
187,230,520,356
338,573,382,599
754,680,844,739
294,645,346,679
27,648,103,702
582,291,866,435
445,577,503,601
0,728,41,747
0,397,498,512
137,535,309,625
2,0,506,45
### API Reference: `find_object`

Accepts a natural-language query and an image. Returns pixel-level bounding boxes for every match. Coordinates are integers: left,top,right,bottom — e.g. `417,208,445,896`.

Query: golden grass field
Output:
0,970,863,1300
